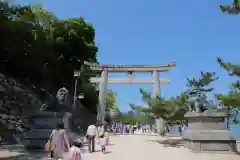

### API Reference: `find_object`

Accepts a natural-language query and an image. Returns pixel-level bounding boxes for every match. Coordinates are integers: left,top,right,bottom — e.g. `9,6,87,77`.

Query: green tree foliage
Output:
117,111,154,124
217,57,240,77
106,91,120,112
216,58,240,125
130,88,188,135
105,91,120,122
131,72,218,124
167,92,188,121
0,2,98,112
187,71,218,92
130,88,186,120
216,92,240,108
216,57,240,107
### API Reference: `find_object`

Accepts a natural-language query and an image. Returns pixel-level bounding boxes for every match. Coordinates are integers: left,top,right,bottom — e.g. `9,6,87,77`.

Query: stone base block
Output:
24,129,52,149
23,112,72,149
184,140,236,152
24,129,83,149
236,141,240,153
24,138,47,149
183,130,236,153
183,130,233,140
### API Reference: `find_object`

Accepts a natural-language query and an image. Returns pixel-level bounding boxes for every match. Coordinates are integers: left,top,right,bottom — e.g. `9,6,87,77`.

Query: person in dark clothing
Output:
178,125,182,135
137,123,141,130
166,125,170,133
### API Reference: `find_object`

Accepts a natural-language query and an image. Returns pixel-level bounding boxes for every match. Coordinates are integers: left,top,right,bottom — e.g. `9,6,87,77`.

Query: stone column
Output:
98,70,108,124
152,70,164,134
152,70,160,97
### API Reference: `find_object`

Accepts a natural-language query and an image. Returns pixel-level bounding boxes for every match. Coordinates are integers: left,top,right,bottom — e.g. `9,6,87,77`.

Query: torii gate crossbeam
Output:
83,61,176,124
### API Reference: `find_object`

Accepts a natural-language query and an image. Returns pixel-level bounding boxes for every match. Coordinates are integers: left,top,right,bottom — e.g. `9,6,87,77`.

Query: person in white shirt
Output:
86,122,97,152
98,124,105,137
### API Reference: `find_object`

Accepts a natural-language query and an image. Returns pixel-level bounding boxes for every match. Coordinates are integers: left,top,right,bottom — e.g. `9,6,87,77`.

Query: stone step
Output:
24,129,52,139
24,129,86,149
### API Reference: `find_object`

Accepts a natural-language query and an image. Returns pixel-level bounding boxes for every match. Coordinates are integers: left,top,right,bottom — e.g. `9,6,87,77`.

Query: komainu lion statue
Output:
56,87,69,105
185,87,209,113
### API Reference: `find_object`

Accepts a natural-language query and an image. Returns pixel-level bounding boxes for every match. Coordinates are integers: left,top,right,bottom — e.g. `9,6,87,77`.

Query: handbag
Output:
45,139,52,152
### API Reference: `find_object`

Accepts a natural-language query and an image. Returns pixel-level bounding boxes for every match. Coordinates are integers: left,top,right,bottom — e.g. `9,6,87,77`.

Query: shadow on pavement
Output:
107,143,115,146
120,133,157,137
0,152,52,160
80,148,90,154
0,144,25,153
0,145,90,160
104,151,112,154
147,138,184,148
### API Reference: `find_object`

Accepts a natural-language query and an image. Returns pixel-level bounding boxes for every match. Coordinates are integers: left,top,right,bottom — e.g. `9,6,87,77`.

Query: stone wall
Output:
0,73,96,144
0,73,43,144
71,100,96,133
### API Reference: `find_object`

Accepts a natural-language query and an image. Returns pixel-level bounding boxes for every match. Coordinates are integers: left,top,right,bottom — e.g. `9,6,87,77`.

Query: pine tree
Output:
216,57,240,126
187,71,218,92
216,57,240,107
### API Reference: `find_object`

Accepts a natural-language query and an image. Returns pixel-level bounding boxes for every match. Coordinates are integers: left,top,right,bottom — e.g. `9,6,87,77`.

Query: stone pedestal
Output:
183,110,236,153
24,112,72,149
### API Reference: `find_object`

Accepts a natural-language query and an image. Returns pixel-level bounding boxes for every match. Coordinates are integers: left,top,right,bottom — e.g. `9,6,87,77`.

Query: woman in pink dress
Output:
50,123,70,159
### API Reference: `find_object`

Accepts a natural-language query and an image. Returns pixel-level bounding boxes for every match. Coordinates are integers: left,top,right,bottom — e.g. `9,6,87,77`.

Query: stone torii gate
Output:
84,61,176,124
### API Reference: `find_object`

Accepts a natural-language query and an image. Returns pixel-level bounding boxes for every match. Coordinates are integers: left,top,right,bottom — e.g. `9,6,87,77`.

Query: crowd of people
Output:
45,121,104,160
46,121,142,160
108,123,141,135
45,121,157,160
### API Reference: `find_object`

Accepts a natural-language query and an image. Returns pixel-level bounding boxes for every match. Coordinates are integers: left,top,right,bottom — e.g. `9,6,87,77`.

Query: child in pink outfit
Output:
99,135,106,152
62,141,82,160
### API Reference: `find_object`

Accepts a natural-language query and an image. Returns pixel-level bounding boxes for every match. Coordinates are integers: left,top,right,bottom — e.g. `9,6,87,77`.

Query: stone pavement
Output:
82,132,240,160
0,144,53,160
1,132,240,160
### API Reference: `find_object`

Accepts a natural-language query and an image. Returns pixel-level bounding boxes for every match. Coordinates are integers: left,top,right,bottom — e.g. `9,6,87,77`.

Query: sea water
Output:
230,124,240,138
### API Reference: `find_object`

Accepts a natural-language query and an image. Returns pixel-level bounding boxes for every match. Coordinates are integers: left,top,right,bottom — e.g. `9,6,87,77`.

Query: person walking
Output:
137,123,141,131
178,125,182,136
166,125,170,133
104,129,110,145
50,122,70,159
131,125,135,134
98,124,105,137
112,124,116,135
99,134,107,153
63,141,83,160
86,122,97,152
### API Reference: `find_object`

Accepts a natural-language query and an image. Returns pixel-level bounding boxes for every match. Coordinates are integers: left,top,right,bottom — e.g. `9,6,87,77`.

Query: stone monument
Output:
182,87,237,153
24,87,75,149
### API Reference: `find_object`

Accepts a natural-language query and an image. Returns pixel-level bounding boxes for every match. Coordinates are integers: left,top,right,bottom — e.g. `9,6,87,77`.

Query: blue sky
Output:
18,0,240,111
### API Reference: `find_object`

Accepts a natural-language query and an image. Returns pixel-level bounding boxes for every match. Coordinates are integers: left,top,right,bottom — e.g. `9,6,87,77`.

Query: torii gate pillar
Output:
98,70,108,123
152,70,164,134
152,70,160,97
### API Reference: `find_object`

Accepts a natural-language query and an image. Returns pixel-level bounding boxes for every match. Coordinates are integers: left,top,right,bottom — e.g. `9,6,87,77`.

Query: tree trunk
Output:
226,106,230,130
156,117,165,136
